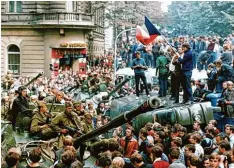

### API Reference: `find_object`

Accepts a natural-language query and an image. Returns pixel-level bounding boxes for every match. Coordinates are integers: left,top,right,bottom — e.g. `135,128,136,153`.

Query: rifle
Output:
46,97,55,124
64,126,84,136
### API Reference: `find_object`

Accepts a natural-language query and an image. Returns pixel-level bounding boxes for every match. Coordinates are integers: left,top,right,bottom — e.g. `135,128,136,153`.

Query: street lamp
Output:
113,27,136,84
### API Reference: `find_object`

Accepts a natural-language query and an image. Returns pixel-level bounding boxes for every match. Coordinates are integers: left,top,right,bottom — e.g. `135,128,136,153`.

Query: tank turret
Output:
102,76,132,101
91,76,132,106
74,96,162,148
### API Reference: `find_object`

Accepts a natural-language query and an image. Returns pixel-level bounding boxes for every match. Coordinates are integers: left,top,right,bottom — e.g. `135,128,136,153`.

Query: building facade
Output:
1,1,105,77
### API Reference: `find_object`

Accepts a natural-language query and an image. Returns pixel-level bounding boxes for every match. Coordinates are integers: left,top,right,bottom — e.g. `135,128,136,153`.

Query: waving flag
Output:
136,16,161,45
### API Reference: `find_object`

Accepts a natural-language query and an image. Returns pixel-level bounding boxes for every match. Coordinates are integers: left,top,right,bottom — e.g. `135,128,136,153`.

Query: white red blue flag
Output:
136,16,161,45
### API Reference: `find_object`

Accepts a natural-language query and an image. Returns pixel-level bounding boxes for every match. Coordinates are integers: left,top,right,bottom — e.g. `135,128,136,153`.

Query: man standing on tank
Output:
132,51,150,100
175,43,194,105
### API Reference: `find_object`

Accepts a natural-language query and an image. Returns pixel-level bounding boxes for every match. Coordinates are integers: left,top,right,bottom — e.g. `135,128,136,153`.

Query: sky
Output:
161,1,172,12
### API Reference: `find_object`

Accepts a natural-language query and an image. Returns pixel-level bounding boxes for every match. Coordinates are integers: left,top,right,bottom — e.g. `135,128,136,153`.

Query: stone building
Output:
1,1,105,77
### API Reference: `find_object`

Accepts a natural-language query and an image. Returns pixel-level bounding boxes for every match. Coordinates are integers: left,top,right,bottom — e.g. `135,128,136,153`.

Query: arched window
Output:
8,45,20,75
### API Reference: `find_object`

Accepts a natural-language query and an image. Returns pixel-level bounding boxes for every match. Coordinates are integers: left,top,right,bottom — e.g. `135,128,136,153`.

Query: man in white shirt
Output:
225,124,234,148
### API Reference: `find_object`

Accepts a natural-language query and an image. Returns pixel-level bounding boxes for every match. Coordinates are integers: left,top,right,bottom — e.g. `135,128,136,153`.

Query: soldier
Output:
87,101,97,118
43,91,65,104
51,101,82,137
73,101,85,118
79,112,95,162
2,70,14,90
81,112,94,134
80,75,89,93
104,75,112,88
29,95,38,111
11,86,31,130
30,101,56,140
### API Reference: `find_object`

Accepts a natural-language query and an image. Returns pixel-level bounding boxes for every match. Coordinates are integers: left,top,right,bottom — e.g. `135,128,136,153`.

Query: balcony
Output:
1,12,95,29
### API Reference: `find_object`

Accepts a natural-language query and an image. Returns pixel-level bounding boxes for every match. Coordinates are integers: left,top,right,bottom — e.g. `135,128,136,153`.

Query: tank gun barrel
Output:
24,72,43,87
103,76,132,100
74,96,161,148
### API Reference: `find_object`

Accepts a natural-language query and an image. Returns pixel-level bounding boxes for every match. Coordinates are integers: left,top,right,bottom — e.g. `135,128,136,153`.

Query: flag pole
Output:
161,35,178,55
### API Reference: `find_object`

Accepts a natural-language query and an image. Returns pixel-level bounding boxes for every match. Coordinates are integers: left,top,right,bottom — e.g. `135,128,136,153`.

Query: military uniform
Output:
2,74,13,89
81,120,94,134
51,111,83,136
81,80,89,92
43,95,63,104
30,111,56,140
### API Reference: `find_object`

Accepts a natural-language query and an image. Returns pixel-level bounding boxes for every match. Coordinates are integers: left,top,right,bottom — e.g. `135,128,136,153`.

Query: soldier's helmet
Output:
73,101,81,107
37,101,46,108
18,86,27,94
65,101,73,108
84,112,92,119
99,84,107,92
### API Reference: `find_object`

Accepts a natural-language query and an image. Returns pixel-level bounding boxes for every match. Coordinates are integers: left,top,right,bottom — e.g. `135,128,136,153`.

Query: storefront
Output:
50,42,87,77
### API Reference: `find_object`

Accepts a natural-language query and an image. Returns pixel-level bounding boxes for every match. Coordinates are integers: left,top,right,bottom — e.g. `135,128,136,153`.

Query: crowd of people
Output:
1,33,234,168
117,34,234,69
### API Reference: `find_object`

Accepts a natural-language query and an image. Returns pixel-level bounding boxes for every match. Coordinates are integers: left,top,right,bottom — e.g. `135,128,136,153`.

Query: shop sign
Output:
60,42,87,48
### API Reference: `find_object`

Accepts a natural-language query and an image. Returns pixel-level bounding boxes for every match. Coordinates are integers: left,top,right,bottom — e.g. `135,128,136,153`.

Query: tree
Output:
167,1,234,36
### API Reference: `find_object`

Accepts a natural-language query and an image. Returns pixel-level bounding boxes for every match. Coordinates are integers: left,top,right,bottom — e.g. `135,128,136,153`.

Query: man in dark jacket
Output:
175,43,194,104
216,59,233,93
220,44,233,66
11,86,31,130
172,46,183,103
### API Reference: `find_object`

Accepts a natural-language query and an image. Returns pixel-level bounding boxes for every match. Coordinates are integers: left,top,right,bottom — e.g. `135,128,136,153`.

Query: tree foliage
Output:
167,1,234,36
103,1,165,27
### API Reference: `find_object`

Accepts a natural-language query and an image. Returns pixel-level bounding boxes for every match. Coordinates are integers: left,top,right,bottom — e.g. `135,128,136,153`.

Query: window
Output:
9,1,22,13
8,45,20,75
66,1,77,12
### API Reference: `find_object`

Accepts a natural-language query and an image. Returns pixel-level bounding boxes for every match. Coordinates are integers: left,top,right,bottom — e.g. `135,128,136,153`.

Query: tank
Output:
109,95,221,133
74,96,162,147
90,76,132,107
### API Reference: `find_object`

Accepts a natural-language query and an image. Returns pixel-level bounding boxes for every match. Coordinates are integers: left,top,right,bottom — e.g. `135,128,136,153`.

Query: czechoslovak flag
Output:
136,16,161,45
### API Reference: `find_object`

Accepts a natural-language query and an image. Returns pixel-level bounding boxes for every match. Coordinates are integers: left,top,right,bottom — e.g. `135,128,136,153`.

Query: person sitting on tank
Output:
207,63,218,92
207,81,228,107
215,59,233,93
222,81,234,117
30,101,57,140
51,101,82,138
26,148,43,168
10,86,32,130
193,82,212,102
73,101,86,118
43,91,65,104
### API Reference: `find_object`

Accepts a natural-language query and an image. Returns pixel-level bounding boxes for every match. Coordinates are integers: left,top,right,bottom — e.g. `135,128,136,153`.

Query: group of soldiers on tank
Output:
30,100,94,141
8,81,115,139
78,70,114,96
